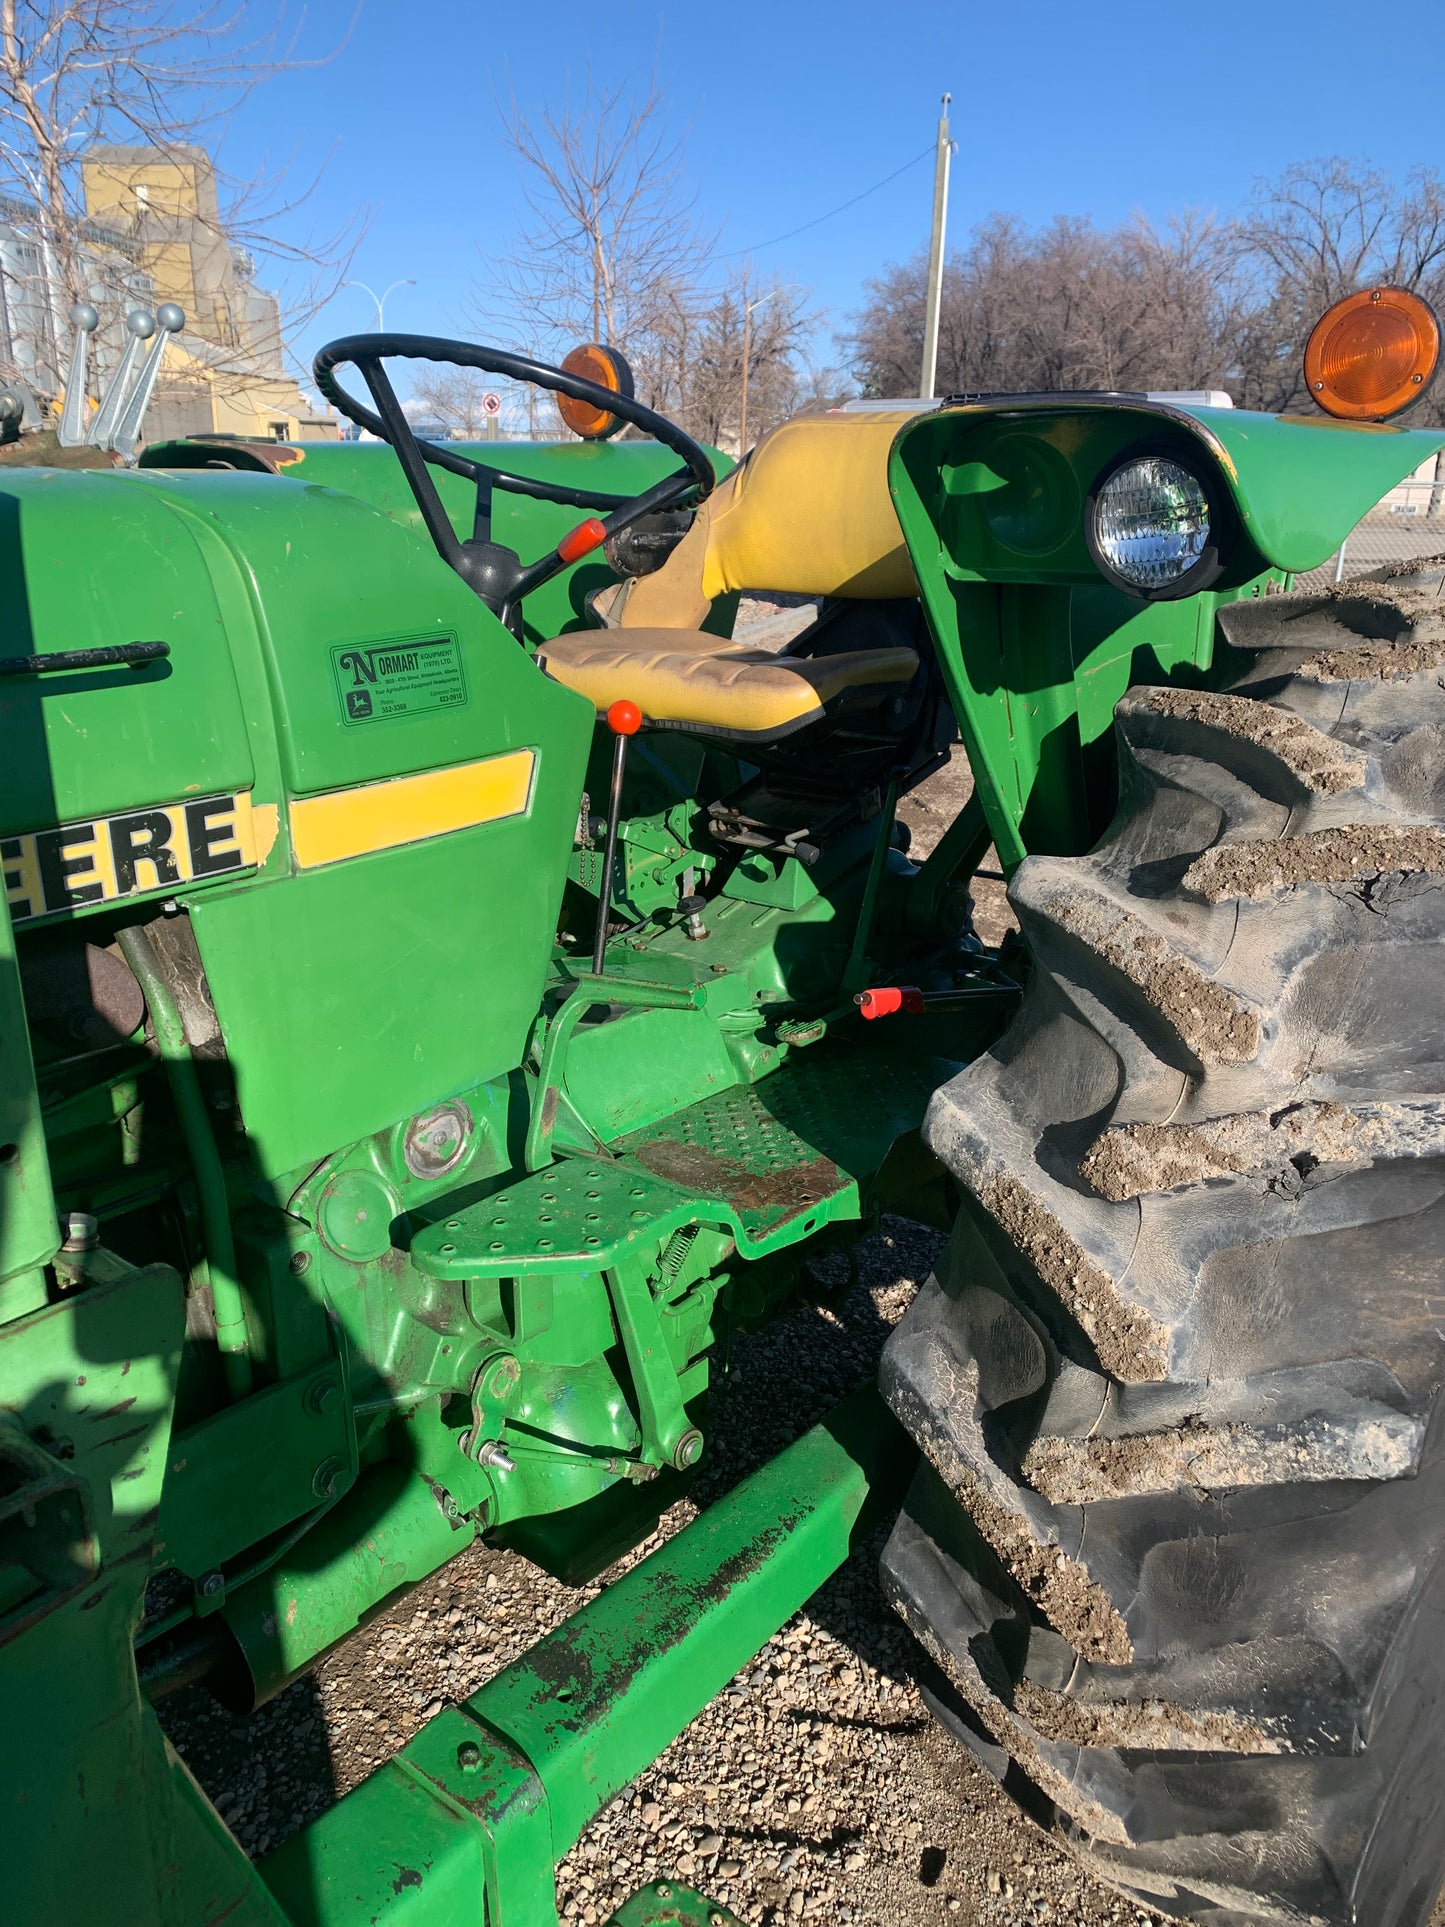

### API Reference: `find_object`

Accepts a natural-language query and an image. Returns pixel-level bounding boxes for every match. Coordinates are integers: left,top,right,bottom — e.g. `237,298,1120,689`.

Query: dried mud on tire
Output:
881,564,1445,1927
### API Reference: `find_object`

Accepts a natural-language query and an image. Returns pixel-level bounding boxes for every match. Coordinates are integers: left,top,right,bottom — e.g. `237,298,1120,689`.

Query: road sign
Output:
481,392,502,417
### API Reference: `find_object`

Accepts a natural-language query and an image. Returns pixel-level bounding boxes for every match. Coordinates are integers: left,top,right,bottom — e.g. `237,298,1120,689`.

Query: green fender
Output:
888,398,1445,867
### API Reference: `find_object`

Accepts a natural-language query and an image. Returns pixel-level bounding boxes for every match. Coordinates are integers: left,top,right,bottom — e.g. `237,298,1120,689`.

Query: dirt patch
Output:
975,1168,1168,1383
1300,575,1445,681
1080,1100,1369,1202
928,1443,1132,1666
1023,1410,1421,1505
1131,687,1367,794
627,1137,844,1224
1183,826,1445,901
1013,1680,1282,1756
1036,883,1260,1065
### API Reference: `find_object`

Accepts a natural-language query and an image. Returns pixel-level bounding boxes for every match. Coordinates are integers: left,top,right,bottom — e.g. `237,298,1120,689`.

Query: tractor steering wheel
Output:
313,334,716,630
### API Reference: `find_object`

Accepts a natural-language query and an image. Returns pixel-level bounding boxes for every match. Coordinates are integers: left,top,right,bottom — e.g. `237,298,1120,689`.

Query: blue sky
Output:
220,0,1445,394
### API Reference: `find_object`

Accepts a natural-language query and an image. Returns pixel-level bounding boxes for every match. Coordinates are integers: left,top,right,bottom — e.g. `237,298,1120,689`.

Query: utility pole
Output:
740,295,752,458
920,94,953,400
739,285,783,457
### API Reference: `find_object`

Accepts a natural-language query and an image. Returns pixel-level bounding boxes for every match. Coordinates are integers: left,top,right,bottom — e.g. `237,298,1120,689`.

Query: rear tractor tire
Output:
881,562,1445,1926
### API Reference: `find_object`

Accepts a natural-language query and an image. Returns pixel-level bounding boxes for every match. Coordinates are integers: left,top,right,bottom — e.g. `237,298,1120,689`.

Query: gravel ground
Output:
153,732,1156,1925
157,1214,1168,1927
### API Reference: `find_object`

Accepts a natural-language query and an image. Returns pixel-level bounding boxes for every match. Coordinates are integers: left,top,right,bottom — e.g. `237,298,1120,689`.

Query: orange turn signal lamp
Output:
1304,287,1440,422
557,343,634,440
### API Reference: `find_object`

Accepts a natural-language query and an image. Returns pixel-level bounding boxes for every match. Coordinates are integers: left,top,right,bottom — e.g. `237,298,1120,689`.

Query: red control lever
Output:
592,698,644,974
558,517,609,565
856,986,926,1020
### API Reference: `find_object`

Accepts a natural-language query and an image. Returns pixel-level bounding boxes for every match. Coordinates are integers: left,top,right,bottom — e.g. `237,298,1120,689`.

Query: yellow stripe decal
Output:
289,750,536,870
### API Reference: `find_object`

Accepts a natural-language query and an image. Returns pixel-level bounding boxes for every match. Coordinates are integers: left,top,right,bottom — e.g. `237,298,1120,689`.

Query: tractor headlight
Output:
1087,452,1222,598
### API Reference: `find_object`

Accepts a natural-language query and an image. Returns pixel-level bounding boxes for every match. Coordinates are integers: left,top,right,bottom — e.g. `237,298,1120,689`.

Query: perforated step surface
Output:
614,1044,947,1242
412,1044,947,1277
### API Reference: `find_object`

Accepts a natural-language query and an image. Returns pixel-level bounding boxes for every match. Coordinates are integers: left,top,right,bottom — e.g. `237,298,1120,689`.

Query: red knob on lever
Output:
856,986,925,1020
557,516,609,566
592,697,645,975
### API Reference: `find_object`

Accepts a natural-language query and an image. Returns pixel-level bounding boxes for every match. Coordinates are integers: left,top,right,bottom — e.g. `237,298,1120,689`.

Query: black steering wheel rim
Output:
313,333,715,627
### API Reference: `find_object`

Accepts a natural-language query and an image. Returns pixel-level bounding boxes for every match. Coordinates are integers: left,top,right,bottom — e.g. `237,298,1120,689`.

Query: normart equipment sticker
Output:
331,634,468,726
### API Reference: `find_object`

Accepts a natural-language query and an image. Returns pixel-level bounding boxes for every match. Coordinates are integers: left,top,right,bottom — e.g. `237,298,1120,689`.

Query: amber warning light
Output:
1304,287,1441,421
557,343,634,440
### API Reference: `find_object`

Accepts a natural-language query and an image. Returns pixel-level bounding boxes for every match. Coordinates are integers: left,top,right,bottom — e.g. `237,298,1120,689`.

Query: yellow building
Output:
81,146,337,443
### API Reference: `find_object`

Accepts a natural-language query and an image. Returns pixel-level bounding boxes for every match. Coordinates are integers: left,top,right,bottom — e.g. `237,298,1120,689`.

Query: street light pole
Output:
920,94,953,400
739,285,784,458
343,277,416,332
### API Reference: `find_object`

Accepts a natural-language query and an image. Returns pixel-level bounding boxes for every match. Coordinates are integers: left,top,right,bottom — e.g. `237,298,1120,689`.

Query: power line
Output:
722,143,934,258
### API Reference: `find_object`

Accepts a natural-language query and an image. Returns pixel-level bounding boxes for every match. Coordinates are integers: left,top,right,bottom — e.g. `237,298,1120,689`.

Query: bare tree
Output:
480,76,823,453
673,274,812,452
0,0,359,390
1231,157,1445,418
487,69,715,365
849,156,1445,429
407,365,502,439
847,211,1236,400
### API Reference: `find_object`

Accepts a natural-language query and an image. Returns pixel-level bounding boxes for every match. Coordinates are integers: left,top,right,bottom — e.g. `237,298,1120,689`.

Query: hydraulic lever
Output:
592,699,642,975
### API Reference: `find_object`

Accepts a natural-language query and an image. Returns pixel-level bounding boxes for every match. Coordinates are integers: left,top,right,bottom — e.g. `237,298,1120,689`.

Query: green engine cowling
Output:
0,437,737,1712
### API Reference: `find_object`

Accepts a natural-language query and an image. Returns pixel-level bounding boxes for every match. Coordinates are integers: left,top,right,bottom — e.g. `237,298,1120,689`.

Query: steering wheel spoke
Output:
313,332,716,624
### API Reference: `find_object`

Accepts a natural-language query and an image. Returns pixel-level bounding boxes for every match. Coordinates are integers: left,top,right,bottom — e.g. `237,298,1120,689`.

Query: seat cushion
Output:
535,628,919,742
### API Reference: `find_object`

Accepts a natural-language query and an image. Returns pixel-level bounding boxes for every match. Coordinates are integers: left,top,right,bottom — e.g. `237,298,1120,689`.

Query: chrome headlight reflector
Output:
1088,452,1221,597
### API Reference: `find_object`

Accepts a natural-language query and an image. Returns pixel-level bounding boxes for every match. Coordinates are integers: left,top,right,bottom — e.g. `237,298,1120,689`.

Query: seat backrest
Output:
618,410,919,630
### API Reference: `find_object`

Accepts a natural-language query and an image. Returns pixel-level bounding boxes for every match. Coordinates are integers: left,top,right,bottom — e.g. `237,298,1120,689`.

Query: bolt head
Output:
306,1375,339,1414
456,1740,481,1770
290,1249,311,1273
672,1427,705,1471
312,1458,346,1498
199,1570,224,1598
62,1210,99,1251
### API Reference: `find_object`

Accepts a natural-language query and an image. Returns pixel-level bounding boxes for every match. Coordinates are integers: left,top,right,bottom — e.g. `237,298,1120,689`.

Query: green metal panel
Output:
190,805,582,1181
145,438,733,646
157,1359,355,1579
0,462,591,1182
1171,404,1445,572
0,888,57,1309
130,469,554,798
0,1262,197,1926
219,1464,476,1708
0,472,253,837
90,469,599,1182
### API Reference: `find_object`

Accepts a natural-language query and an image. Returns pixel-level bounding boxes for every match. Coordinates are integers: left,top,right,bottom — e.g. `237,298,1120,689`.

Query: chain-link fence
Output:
1293,476,1445,592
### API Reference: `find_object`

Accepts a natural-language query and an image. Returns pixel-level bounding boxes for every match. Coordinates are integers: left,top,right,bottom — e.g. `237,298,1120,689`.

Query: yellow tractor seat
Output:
534,627,919,743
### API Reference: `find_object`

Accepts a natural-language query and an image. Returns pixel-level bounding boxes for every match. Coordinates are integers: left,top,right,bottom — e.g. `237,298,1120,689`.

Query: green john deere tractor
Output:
4,289,1445,1927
